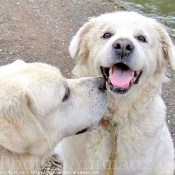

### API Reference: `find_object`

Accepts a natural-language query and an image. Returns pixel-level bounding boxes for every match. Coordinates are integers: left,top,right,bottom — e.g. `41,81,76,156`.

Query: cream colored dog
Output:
0,60,107,175
59,11,175,175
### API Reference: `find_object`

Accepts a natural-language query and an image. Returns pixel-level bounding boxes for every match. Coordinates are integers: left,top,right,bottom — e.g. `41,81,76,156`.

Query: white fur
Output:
58,11,175,175
0,60,107,174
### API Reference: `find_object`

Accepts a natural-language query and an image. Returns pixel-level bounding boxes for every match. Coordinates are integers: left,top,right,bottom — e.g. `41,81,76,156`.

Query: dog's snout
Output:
98,77,107,92
113,39,134,56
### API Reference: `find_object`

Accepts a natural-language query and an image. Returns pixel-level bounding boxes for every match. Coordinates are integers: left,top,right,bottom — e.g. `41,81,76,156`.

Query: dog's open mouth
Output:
76,128,88,135
100,63,142,94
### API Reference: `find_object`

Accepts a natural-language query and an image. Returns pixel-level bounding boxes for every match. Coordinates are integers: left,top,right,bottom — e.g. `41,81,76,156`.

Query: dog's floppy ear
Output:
156,21,175,70
69,19,96,77
0,90,49,155
69,20,93,63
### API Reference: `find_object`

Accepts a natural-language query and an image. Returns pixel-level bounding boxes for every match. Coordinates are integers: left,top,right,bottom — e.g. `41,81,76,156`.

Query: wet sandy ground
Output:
0,0,175,153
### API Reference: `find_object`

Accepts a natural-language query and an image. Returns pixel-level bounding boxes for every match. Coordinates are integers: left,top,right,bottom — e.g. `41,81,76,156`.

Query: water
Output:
117,0,175,38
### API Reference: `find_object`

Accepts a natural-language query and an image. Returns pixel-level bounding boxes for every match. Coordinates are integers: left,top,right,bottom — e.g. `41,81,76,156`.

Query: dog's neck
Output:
0,146,45,175
104,76,164,124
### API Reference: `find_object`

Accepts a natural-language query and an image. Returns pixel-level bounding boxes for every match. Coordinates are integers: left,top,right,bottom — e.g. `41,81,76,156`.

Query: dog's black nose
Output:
113,39,134,57
98,77,107,92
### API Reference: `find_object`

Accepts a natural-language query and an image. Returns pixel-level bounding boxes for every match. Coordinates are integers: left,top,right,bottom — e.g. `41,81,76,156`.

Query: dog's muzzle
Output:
100,63,142,94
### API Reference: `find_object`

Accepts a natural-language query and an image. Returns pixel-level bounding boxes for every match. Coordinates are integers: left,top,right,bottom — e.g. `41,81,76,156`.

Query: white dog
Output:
0,60,107,175
59,11,175,175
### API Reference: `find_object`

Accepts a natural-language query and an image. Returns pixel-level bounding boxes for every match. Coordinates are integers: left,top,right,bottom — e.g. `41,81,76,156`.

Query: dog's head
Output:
70,11,175,95
0,60,107,156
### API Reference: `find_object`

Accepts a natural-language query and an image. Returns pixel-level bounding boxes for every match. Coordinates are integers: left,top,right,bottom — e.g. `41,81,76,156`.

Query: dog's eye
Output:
137,36,147,42
102,32,112,39
62,87,70,102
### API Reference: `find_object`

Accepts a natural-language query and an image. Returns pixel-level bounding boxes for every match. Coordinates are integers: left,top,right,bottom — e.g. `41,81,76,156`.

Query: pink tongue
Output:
109,67,133,88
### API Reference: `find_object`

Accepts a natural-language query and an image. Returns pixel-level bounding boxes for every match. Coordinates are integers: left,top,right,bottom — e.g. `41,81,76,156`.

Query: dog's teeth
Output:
136,71,140,76
131,71,134,77
109,67,113,75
